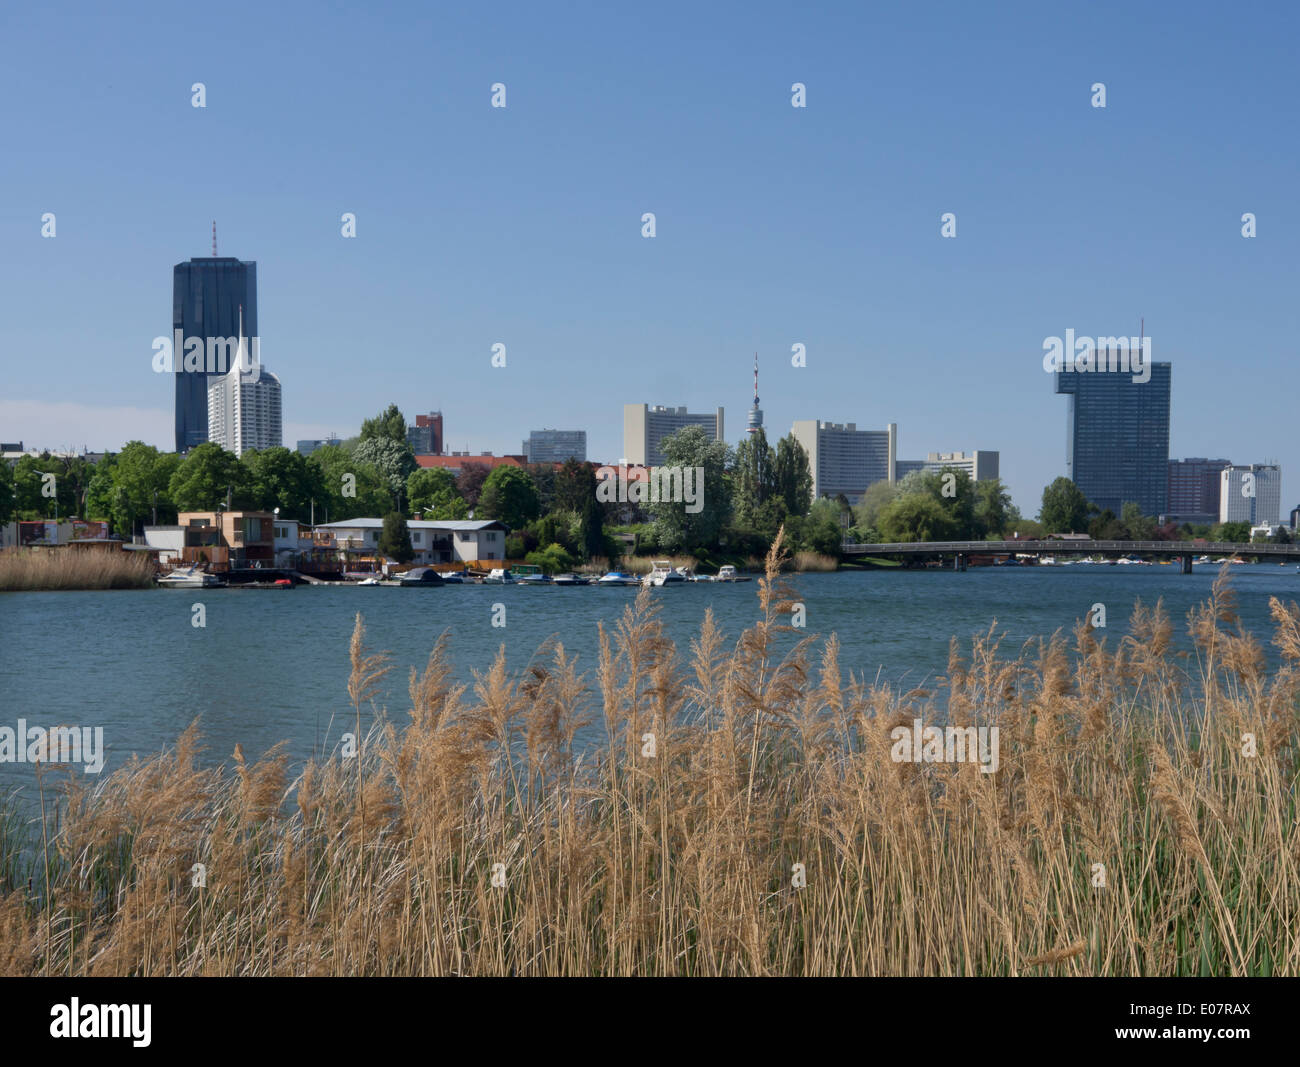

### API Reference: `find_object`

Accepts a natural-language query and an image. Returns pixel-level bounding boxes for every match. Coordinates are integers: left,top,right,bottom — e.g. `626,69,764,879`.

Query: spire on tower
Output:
212,221,217,257
746,352,764,434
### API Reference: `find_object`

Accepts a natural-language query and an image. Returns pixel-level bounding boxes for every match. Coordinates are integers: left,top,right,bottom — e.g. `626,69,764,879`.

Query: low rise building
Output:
313,518,509,564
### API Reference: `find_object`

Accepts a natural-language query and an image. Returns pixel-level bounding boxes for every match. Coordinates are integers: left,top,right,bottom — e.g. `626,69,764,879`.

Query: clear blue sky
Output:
2,0,1297,516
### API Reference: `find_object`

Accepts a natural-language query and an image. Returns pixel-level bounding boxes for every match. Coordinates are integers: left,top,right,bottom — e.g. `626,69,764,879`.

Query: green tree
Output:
650,425,733,552
1119,501,1156,541
351,436,417,510
525,542,576,575
1039,477,1092,534
406,467,468,519
554,458,592,515
378,511,414,562
529,463,559,513
733,428,778,532
1211,521,1250,543
878,494,963,542
85,443,181,536
974,478,1013,539
305,444,391,522
168,443,253,513
1088,508,1125,540
773,434,813,519
0,460,13,523
478,466,540,530
242,446,326,520
359,403,409,446
852,480,899,537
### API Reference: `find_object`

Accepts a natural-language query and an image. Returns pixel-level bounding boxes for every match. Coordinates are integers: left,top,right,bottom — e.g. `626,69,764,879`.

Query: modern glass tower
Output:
173,257,258,453
1055,363,1171,517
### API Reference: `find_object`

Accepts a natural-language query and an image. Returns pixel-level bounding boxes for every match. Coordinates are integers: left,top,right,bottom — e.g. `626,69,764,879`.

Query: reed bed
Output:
2,542,1298,976
0,548,155,592
790,550,839,572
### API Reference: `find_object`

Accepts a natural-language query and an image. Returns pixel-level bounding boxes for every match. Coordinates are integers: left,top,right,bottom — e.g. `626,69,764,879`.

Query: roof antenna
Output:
212,221,217,257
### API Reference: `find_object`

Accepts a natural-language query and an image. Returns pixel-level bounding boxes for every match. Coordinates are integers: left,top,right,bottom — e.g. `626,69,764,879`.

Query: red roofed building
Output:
415,453,527,476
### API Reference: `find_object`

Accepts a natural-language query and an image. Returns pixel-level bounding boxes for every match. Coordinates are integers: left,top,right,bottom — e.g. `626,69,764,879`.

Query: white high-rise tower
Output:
207,306,282,456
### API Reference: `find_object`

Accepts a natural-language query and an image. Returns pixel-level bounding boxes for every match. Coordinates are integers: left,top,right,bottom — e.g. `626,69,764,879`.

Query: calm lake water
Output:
2,563,1297,803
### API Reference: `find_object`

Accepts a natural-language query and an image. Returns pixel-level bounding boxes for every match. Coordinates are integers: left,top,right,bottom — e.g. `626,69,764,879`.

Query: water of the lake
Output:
3,563,1297,804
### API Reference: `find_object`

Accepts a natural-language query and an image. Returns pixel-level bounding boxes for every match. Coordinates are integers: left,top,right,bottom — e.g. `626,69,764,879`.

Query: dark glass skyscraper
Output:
173,257,258,453
1055,363,1171,517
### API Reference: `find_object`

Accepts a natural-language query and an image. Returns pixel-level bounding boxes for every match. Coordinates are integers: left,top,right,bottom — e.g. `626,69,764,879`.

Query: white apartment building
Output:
623,404,724,467
1219,464,1281,525
207,330,282,457
790,420,897,504
920,450,1000,481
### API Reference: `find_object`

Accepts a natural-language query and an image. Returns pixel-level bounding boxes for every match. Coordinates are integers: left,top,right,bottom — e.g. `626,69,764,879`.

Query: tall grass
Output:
2,545,1298,975
0,549,154,592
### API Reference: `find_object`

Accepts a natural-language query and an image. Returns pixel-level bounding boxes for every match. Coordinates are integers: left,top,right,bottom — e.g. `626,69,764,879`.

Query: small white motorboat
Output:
646,560,685,586
157,565,225,588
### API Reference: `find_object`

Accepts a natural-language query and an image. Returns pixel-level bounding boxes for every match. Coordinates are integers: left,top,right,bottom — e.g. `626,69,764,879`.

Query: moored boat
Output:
397,566,444,586
157,565,226,588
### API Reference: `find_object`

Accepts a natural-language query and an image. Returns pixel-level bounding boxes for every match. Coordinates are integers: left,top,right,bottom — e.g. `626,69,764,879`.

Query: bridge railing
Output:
842,539,1299,556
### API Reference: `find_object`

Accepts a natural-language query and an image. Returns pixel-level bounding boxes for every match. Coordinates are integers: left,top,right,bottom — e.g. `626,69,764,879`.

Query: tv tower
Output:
746,352,763,434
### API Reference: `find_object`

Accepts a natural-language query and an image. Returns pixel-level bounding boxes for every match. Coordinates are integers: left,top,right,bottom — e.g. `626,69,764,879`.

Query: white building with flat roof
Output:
790,420,896,503
314,518,509,563
1220,464,1281,525
623,404,724,467
921,450,1000,481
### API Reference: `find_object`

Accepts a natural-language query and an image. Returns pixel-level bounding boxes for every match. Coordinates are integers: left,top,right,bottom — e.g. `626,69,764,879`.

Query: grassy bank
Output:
0,549,155,592
2,547,1298,976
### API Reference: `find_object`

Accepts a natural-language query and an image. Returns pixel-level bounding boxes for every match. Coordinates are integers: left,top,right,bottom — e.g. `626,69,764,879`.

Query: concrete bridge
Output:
841,539,1300,573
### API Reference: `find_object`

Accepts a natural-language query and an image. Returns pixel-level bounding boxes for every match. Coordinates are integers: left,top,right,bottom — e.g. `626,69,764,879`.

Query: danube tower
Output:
746,353,763,434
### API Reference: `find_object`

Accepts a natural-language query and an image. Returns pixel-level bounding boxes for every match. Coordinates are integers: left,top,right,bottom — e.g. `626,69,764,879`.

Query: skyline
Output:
3,1,1297,516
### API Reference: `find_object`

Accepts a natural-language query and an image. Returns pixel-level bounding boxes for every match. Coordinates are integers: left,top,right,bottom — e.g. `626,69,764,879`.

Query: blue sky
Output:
2,0,1296,516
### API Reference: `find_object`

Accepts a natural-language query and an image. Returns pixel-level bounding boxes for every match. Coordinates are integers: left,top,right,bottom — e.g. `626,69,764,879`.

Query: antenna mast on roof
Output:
212,221,217,257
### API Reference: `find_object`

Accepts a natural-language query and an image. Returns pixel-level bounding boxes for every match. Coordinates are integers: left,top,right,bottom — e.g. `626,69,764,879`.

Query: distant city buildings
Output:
173,255,258,453
624,404,724,467
916,450,1000,481
1055,361,1171,516
524,429,586,464
296,435,340,455
407,412,444,456
790,420,896,504
1167,457,1231,525
894,459,925,480
1219,464,1281,526
206,324,282,457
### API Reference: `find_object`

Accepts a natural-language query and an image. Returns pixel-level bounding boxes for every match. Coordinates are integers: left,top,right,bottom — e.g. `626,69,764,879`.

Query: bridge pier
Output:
1181,554,1193,575
953,553,967,572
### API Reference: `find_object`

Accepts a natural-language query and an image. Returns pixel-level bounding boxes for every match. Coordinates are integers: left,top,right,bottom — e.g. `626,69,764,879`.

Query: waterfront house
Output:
314,518,509,564
165,511,276,569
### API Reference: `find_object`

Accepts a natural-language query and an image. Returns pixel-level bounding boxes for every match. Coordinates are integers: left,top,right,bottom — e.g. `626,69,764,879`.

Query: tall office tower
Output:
206,322,282,457
407,412,444,455
1167,457,1231,524
173,254,258,452
623,404,725,467
789,420,897,504
746,354,763,435
1219,464,1281,525
1055,362,1171,516
524,429,587,464
921,450,1000,481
